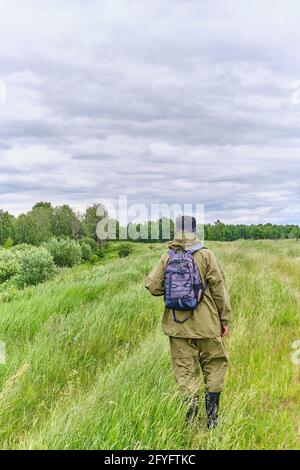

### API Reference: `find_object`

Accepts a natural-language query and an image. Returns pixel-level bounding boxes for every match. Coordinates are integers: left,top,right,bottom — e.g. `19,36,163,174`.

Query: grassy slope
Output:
0,240,299,450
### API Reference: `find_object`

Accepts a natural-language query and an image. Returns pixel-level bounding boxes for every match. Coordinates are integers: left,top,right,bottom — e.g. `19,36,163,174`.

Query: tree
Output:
30,202,54,244
159,217,174,241
206,220,226,241
14,213,38,245
51,205,81,239
83,203,108,241
14,203,54,245
0,210,15,245
289,227,300,241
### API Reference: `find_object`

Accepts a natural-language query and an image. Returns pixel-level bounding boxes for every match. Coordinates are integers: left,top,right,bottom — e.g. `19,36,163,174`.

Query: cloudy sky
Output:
1,0,300,224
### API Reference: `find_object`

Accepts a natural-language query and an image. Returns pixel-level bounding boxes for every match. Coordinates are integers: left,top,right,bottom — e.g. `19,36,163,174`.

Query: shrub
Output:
80,242,92,262
43,238,82,267
80,237,98,252
118,244,133,258
90,254,101,265
16,247,56,287
3,237,14,248
95,245,105,258
0,281,19,303
0,250,21,283
80,237,105,258
10,243,32,253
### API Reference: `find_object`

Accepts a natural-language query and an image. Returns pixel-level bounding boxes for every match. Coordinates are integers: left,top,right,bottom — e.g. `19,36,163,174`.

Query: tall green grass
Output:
0,240,299,449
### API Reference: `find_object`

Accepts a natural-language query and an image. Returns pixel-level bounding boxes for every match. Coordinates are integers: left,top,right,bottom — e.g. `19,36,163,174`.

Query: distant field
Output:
0,240,299,450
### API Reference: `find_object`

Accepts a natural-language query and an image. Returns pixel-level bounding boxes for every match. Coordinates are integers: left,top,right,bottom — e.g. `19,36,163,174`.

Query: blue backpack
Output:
164,245,206,323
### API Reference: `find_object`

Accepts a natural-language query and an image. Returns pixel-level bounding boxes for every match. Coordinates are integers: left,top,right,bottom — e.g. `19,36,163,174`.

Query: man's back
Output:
145,230,231,338
144,217,231,428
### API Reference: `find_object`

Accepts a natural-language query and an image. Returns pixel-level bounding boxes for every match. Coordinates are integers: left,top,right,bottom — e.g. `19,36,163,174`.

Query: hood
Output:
168,230,203,252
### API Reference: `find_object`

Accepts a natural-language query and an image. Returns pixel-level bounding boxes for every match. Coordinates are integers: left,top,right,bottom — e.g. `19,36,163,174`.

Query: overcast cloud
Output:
1,0,300,223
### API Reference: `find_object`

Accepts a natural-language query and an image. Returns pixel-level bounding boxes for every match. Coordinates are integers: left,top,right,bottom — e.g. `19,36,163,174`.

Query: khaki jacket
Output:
145,231,231,339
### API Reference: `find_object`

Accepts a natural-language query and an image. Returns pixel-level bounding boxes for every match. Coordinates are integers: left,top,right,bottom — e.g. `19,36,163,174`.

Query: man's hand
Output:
221,325,229,337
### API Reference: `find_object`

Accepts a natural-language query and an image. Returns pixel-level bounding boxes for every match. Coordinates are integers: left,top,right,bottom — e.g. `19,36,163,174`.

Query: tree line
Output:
1,203,299,246
204,220,300,241
0,202,107,247
125,219,300,242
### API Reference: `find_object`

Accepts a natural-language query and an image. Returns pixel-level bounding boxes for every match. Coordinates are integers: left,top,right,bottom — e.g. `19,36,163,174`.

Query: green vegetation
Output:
43,238,82,267
204,220,300,241
0,250,21,283
0,202,107,247
0,240,299,449
1,203,300,249
15,247,56,288
118,243,134,258
80,242,93,262
0,238,107,303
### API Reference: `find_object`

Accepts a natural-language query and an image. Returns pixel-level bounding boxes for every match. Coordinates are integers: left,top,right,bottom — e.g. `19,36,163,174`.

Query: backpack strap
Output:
186,243,206,254
186,243,209,290
168,244,206,255
172,309,194,323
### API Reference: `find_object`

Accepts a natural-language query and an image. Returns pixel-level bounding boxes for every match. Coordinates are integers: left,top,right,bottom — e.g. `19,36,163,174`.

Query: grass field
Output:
0,240,299,450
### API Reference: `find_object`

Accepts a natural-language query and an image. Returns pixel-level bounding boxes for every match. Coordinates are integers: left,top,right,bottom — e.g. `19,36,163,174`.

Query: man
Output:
144,215,231,428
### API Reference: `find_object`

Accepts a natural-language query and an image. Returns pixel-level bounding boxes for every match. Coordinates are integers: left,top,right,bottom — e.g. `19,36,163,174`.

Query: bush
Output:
95,245,105,258
80,237,105,258
90,254,101,265
0,280,19,303
11,243,32,253
118,244,133,258
43,238,82,267
80,237,98,252
3,237,14,248
16,247,56,287
0,250,21,283
80,242,93,262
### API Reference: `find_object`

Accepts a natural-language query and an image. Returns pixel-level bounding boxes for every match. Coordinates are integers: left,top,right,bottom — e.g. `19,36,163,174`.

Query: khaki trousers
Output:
169,336,229,398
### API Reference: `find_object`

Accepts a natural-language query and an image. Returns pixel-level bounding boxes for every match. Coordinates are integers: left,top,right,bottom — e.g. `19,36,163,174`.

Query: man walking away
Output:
144,215,231,428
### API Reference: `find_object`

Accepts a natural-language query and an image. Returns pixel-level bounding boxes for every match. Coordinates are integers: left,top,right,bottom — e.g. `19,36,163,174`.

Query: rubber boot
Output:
205,392,220,429
185,397,198,424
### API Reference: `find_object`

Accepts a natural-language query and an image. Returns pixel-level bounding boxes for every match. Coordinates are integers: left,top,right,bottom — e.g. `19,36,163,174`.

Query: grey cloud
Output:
72,153,123,161
1,0,300,223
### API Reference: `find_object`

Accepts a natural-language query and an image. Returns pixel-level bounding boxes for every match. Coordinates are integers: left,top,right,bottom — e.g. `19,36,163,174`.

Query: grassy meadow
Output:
0,239,299,450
